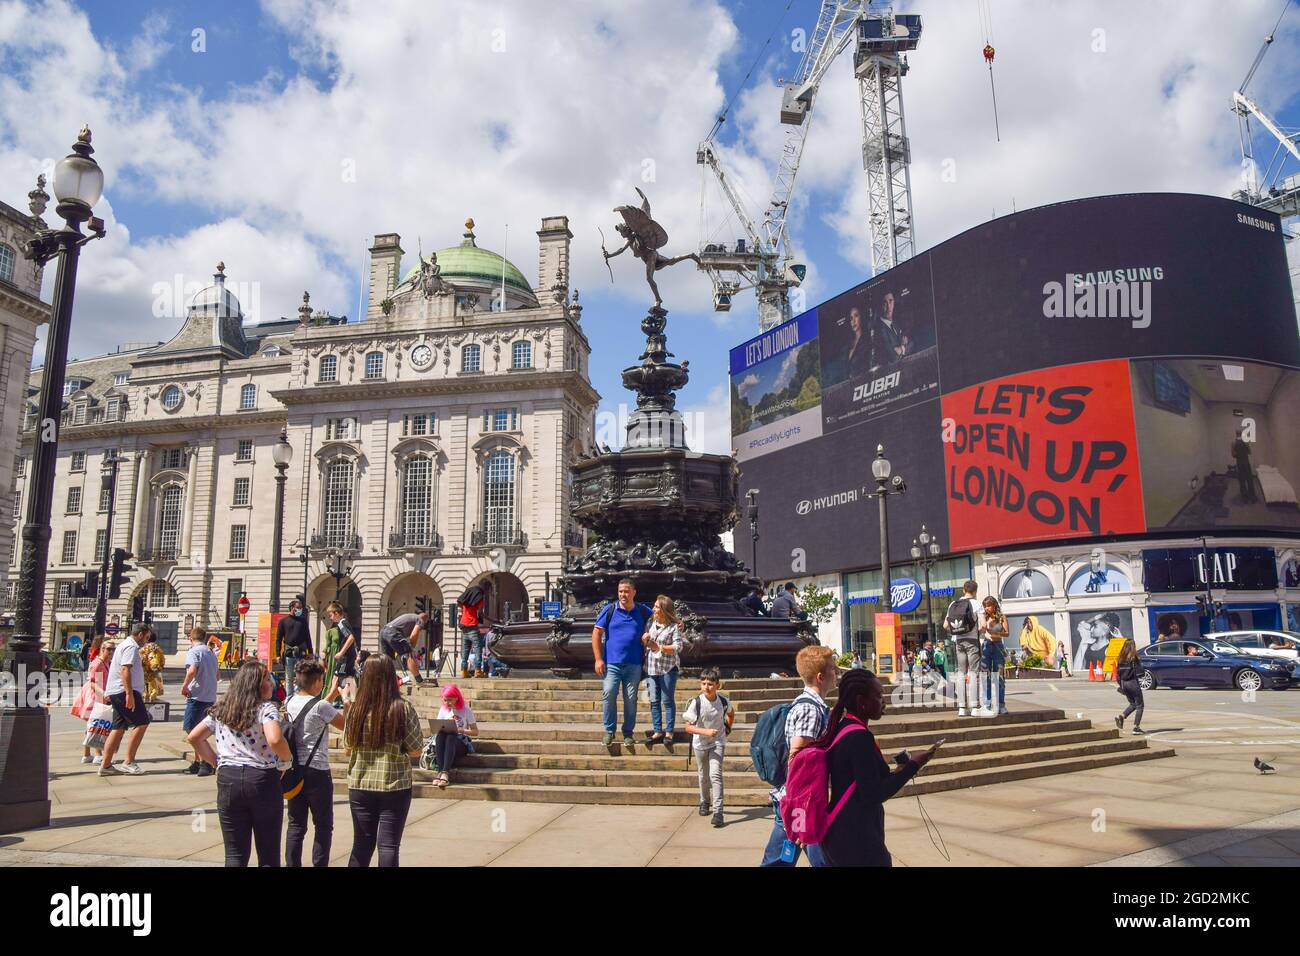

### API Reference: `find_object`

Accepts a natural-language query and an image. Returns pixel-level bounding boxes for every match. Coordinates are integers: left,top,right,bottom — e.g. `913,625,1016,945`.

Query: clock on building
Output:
410,344,434,370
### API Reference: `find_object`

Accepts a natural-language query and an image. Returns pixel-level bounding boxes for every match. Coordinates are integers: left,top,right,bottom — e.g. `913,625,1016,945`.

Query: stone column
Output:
131,450,151,552
181,446,198,555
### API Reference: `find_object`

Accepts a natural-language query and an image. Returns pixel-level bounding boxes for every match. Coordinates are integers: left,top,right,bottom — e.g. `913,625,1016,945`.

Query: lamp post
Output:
1,128,106,833
871,445,906,611
746,488,760,580
269,431,293,613
93,453,124,638
910,525,942,646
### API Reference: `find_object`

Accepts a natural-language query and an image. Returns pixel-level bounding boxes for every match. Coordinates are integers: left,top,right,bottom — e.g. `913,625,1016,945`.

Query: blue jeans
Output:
761,797,827,867
981,641,1006,710
459,628,482,671
602,662,642,736
646,669,679,733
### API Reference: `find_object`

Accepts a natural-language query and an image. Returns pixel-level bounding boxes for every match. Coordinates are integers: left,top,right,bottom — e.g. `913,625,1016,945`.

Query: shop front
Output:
1143,545,1284,641
843,556,973,667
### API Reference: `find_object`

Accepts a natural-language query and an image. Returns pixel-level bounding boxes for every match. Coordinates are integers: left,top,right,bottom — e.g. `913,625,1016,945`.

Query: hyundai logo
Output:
796,500,811,515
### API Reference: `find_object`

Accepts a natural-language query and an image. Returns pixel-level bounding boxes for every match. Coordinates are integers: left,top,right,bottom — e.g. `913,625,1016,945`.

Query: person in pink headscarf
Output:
432,684,479,790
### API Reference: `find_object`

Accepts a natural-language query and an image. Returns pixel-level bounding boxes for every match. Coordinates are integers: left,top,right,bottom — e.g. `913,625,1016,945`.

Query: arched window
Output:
161,385,182,411
483,450,515,540
462,344,481,373
159,486,183,557
364,351,384,379
239,383,257,410
400,456,434,547
319,355,338,383
323,459,355,548
0,243,15,284
511,340,532,369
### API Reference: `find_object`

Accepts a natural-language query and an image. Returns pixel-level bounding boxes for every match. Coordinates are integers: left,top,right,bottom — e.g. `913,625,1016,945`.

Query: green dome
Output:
400,220,534,297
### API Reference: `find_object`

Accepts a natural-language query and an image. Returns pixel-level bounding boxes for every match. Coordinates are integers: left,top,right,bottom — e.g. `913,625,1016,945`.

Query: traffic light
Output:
109,548,134,599
75,571,99,598
415,595,429,614
131,595,145,625
142,608,154,627
1194,595,1209,616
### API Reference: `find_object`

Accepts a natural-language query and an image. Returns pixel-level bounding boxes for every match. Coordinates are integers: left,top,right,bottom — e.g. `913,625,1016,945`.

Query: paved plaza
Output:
3,678,1298,867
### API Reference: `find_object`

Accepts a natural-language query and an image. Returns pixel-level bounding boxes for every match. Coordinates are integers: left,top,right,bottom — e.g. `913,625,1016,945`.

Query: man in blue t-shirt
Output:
592,578,653,749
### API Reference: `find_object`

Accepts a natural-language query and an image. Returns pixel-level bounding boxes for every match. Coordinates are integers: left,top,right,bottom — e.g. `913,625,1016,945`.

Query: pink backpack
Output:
780,720,866,846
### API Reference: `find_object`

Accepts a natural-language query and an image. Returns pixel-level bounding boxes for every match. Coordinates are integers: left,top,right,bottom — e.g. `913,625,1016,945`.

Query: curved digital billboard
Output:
730,193,1300,580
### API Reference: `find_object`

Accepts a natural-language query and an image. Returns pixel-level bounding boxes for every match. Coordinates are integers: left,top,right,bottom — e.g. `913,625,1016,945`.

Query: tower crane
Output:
1231,3,1300,219
697,2,922,332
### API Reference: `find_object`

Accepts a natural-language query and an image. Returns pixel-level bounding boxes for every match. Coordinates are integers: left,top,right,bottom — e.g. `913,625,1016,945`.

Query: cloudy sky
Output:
2,0,1298,453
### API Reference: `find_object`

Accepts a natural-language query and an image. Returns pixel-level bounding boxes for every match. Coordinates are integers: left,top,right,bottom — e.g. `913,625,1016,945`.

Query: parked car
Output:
1137,639,1293,692
1209,630,1300,667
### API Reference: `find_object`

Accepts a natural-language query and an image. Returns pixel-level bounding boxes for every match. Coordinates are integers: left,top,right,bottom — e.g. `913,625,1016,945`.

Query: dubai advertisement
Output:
731,193,1300,580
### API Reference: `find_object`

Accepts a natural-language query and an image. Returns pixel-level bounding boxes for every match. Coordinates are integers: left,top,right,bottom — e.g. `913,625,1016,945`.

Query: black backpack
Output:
280,695,328,800
946,598,977,636
457,584,487,608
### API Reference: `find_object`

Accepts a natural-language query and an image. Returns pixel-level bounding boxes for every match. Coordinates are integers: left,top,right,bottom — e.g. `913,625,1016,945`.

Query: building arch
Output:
381,571,444,623
308,571,362,644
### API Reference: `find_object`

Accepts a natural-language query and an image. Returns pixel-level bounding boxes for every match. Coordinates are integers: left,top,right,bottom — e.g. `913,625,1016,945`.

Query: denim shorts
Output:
182,698,213,732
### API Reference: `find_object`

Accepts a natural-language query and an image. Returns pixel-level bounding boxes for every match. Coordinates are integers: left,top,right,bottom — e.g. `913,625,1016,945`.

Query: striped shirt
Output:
345,699,423,792
773,688,830,801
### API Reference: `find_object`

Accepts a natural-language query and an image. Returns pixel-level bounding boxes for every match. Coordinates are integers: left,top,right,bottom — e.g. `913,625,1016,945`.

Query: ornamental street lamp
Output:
92,453,125,637
871,445,906,612
1,128,106,833
910,525,943,646
269,431,293,613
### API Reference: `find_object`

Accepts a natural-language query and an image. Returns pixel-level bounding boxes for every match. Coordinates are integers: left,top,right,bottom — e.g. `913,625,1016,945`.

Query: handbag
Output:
281,695,328,800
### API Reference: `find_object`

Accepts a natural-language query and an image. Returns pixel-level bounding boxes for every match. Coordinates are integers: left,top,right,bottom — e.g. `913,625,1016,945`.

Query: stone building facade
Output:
6,216,598,654
0,184,52,584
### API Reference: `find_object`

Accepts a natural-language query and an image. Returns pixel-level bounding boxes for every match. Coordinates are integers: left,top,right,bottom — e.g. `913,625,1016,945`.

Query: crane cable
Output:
1239,0,1291,95
977,0,1001,142
705,0,798,144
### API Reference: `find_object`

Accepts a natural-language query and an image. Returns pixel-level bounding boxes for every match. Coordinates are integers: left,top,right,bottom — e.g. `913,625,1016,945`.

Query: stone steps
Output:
323,676,1172,806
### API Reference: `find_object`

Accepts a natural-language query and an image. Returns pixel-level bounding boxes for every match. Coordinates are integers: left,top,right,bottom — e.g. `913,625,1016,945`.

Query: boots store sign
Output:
1143,547,1278,592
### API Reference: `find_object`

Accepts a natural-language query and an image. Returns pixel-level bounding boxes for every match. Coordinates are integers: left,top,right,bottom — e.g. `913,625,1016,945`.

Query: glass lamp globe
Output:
918,525,931,547
53,134,104,208
910,539,921,560
871,445,891,481
272,433,294,467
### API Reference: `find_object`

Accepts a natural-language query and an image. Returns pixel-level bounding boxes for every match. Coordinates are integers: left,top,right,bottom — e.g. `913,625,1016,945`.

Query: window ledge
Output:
230,503,252,510
458,369,484,376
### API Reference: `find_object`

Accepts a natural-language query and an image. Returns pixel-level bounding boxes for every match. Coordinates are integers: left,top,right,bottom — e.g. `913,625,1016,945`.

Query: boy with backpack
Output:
683,667,734,828
754,644,838,866
942,580,982,716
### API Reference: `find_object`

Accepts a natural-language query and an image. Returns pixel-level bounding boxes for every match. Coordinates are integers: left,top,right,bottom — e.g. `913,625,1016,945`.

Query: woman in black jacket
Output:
821,669,940,867
1114,639,1145,735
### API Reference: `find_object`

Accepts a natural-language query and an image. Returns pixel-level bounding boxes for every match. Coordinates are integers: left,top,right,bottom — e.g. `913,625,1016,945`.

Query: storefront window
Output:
843,556,972,665
1001,568,1053,600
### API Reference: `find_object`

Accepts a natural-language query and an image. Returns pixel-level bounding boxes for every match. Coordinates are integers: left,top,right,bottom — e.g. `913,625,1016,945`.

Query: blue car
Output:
1138,639,1294,692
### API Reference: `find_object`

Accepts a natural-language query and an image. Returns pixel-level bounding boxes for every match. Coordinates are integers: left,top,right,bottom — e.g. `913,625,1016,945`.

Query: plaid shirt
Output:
643,621,680,676
345,699,423,792
773,688,829,801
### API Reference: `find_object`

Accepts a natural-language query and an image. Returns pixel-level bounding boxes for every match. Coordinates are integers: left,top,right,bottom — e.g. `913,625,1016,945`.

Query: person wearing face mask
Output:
276,596,312,693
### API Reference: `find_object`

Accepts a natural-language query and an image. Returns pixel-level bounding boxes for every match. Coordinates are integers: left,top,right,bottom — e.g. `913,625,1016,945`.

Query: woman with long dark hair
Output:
344,654,424,867
1114,639,1145,735
819,669,939,867
188,660,291,867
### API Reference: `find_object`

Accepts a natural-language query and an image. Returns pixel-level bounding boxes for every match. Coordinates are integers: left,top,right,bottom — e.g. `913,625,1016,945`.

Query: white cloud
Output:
735,372,759,396
681,381,730,455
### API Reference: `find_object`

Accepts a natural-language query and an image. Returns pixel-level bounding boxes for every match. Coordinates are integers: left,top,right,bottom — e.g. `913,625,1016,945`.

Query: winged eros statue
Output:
603,187,699,308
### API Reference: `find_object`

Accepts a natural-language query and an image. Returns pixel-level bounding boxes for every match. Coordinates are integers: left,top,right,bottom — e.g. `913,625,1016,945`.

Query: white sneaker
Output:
91,755,102,764
119,762,145,775
997,707,1009,716
957,707,968,716
97,763,122,776
81,755,93,764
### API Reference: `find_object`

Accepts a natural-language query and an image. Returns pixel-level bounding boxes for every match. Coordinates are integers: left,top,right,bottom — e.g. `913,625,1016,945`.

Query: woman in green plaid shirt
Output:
343,655,423,867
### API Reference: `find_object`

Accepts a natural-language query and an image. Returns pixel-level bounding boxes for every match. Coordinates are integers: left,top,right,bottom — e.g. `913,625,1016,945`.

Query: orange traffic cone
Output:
1087,661,1099,681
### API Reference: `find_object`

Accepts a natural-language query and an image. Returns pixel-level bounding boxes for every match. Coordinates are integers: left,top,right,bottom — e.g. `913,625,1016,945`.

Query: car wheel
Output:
1235,669,1263,692
1138,669,1155,691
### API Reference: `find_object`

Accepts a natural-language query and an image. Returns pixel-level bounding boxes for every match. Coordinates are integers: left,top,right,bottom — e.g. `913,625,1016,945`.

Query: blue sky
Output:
3,0,1298,452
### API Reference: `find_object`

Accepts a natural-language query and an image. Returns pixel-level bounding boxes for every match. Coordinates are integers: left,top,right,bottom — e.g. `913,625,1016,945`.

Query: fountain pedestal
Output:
490,308,815,675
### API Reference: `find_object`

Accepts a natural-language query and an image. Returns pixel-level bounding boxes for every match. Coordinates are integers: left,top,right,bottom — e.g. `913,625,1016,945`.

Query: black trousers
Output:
285,767,334,867
348,788,413,868
1120,680,1144,727
435,731,467,773
216,766,283,867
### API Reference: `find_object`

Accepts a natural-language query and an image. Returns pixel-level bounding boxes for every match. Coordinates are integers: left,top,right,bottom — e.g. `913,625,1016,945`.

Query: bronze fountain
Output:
488,189,815,675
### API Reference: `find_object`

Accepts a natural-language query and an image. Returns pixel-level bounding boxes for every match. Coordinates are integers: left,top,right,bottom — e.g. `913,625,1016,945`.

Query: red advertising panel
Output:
942,359,1146,550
